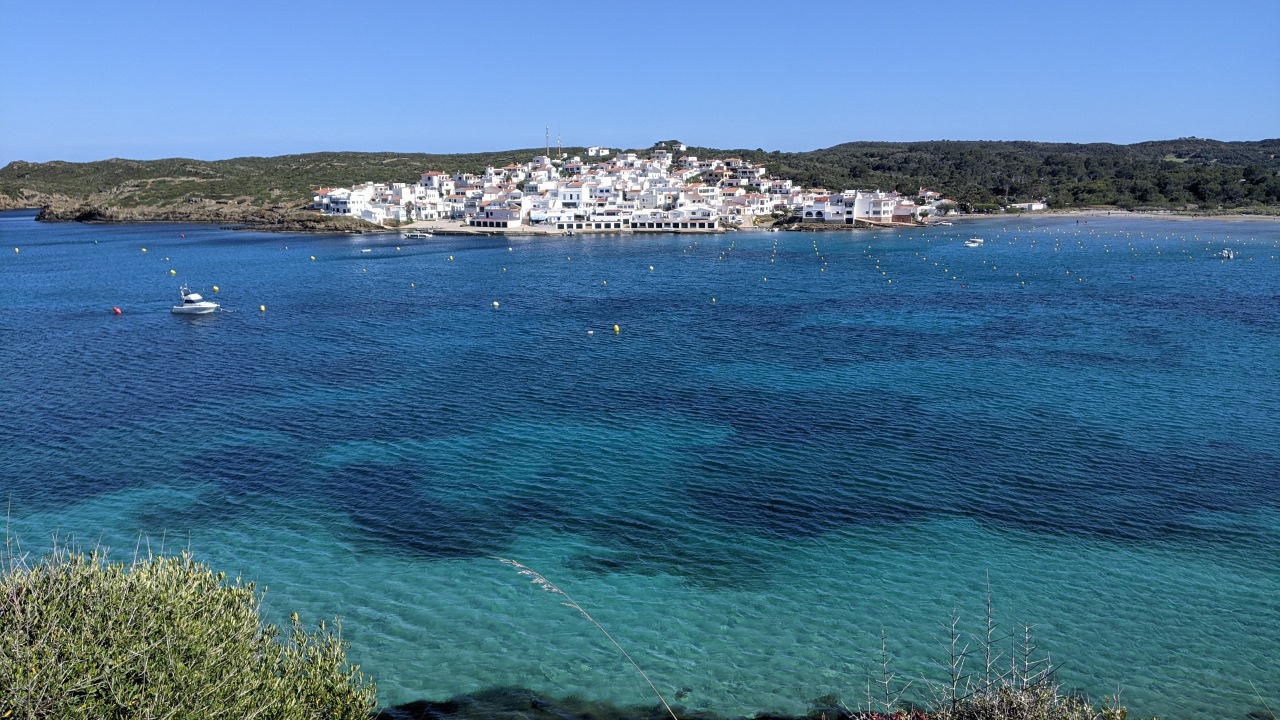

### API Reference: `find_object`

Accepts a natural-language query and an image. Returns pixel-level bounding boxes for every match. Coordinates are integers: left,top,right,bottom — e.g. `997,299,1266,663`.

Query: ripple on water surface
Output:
2,213,1279,719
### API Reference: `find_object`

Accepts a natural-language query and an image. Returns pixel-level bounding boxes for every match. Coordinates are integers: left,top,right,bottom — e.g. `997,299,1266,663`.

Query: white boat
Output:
1221,248,1236,259
402,230,433,239
172,284,219,315
965,237,984,247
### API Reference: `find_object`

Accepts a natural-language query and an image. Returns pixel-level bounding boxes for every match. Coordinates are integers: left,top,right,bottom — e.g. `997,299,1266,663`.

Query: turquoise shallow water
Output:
2,211,1278,718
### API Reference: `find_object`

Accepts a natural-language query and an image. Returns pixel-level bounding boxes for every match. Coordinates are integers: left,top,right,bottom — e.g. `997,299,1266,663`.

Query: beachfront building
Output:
1009,201,1048,211
631,205,719,231
314,184,374,217
796,190,921,225
469,201,523,228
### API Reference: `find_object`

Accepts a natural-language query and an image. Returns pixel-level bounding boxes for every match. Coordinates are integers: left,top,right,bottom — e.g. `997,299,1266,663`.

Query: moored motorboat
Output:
402,230,433,239
172,284,219,315
965,237,984,247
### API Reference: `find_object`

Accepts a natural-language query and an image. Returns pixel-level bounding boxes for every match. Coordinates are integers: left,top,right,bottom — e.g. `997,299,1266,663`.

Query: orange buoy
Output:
112,306,122,315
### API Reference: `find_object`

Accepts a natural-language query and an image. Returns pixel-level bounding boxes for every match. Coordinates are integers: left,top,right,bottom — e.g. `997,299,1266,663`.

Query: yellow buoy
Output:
141,248,147,253
260,305,266,312
649,265,654,271
212,285,219,293
613,324,620,335
508,247,513,252
602,281,607,286
310,256,316,261
170,269,176,275
711,297,716,303
396,246,401,251
411,282,415,288
449,256,453,261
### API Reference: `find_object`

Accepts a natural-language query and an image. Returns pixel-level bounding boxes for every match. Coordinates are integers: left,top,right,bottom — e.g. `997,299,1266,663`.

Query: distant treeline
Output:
682,138,1280,211
2,138,1278,213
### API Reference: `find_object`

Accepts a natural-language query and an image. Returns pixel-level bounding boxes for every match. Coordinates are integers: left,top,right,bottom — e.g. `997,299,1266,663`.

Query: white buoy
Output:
492,301,499,308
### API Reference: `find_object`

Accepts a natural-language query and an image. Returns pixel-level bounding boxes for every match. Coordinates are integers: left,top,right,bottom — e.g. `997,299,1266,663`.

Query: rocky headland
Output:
29,197,379,233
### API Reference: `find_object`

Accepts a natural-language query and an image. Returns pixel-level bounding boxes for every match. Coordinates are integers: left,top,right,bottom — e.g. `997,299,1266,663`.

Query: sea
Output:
2,209,1277,719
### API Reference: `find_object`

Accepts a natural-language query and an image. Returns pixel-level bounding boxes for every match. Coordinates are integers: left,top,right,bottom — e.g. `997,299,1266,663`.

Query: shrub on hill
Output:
0,545,375,719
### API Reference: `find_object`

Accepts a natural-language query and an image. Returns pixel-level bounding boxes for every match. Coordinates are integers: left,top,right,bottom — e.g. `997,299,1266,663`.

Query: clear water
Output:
2,210,1278,718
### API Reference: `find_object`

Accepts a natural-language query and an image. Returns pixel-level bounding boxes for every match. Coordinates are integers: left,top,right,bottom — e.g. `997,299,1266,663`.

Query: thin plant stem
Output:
494,556,679,720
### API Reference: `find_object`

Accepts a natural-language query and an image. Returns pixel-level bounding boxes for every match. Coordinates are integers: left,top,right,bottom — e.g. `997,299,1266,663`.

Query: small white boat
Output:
965,237,984,247
172,284,219,315
1221,248,1235,259
402,230,433,239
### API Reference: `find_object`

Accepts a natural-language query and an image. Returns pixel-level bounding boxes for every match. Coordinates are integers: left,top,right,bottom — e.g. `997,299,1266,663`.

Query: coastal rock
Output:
31,199,380,233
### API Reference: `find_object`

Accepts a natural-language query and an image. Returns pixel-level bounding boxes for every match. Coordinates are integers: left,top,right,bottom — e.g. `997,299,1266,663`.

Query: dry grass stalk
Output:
494,556,679,720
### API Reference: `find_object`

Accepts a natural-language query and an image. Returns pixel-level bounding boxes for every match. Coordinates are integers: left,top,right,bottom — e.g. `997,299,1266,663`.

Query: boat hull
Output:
172,303,218,315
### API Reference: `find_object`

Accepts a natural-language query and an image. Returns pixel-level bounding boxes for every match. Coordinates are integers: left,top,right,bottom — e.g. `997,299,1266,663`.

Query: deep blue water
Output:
2,210,1278,718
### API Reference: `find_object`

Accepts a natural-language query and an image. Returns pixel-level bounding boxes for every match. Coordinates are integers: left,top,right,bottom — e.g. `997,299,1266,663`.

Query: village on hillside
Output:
311,142,977,234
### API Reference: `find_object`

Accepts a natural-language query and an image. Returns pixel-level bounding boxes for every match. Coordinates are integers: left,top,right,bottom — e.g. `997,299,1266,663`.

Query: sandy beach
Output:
938,209,1280,223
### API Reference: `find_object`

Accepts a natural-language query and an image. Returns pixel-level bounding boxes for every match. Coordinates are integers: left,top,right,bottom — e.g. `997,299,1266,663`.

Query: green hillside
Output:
2,139,1277,219
680,138,1280,211
0,149,560,210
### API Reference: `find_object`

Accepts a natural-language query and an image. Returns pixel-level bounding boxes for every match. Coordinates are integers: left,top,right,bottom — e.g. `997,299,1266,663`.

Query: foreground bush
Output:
0,546,375,719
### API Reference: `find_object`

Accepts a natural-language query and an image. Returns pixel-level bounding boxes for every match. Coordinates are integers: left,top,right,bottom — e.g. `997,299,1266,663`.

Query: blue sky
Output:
1,0,1277,164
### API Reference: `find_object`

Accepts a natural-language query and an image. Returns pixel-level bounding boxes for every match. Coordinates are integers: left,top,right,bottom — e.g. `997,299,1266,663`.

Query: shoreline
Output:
7,206,1278,235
